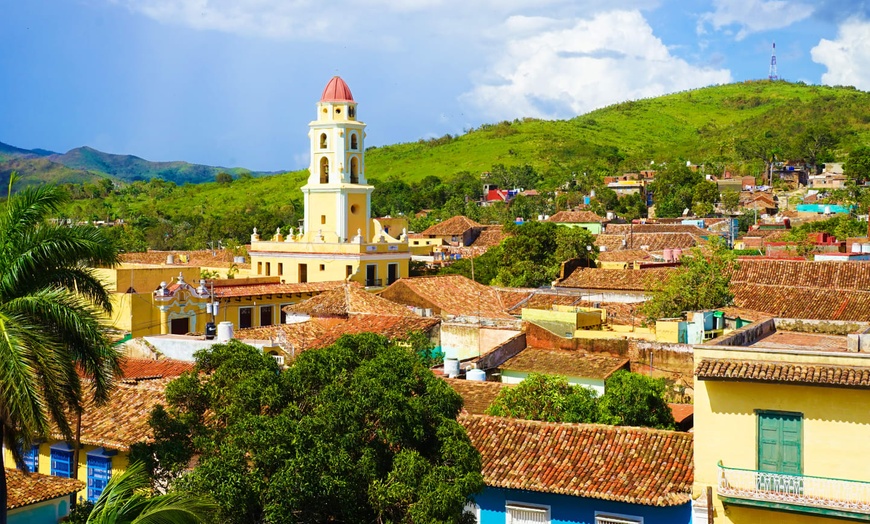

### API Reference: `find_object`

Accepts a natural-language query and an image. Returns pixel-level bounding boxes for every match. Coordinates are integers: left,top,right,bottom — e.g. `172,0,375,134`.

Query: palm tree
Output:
78,461,216,524
0,175,122,524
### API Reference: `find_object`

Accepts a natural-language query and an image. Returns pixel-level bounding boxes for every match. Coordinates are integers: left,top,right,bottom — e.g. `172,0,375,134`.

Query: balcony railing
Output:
365,279,383,287
718,462,870,516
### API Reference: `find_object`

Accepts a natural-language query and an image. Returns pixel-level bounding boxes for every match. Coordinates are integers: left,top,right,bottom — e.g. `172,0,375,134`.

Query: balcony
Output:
718,462,870,520
365,279,383,288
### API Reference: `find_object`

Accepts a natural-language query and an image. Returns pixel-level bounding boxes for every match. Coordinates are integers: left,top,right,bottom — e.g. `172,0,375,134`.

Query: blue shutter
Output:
22,445,39,473
50,447,73,478
87,455,112,502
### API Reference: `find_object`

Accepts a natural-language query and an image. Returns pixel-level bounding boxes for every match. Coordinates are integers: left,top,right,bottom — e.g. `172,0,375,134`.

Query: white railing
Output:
718,462,870,514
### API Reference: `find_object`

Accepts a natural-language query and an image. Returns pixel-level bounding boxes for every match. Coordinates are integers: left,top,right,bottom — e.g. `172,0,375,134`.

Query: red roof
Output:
5,469,83,509
460,415,693,506
119,357,194,383
321,76,354,102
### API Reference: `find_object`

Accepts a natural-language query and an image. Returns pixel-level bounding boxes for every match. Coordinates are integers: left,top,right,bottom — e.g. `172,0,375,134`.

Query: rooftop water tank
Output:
467,368,486,381
166,254,174,265
217,321,234,342
663,248,674,262
443,358,460,378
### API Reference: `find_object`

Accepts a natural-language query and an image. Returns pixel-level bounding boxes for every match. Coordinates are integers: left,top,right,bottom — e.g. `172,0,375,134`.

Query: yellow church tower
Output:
248,77,409,287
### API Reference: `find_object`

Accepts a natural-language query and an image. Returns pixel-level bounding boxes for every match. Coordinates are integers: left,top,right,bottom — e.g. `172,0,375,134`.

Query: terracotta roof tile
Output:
421,216,482,236
118,357,194,383
443,378,509,414
459,415,693,506
380,276,515,319
52,384,165,451
605,224,708,235
696,358,870,388
5,469,83,509
547,211,606,223
668,404,694,425
596,233,706,251
500,348,629,379
120,249,250,269
732,259,870,289
283,283,414,317
557,268,676,291
597,249,653,263
470,226,509,248
214,280,345,298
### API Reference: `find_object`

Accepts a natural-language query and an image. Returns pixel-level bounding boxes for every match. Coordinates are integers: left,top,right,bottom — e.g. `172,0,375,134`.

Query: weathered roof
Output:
380,275,515,319
421,216,482,236
52,383,165,451
605,224,708,235
459,415,693,506
120,249,250,269
597,249,653,263
5,469,84,509
501,347,629,379
470,225,509,248
729,260,870,321
214,280,345,298
283,283,413,317
557,268,676,291
547,211,606,224
696,358,870,388
668,404,694,425
596,233,705,252
443,378,509,414
119,357,194,383
237,315,440,356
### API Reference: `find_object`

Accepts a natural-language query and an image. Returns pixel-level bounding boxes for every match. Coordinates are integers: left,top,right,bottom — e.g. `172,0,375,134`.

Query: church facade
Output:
248,77,410,287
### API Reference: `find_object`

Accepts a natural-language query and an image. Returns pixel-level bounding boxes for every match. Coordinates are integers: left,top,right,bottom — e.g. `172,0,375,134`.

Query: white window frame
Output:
506,501,550,524
594,511,643,524
463,501,480,523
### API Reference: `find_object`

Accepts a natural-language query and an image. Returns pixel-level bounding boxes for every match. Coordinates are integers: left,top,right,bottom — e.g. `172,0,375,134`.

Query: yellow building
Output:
693,317,870,523
249,76,410,287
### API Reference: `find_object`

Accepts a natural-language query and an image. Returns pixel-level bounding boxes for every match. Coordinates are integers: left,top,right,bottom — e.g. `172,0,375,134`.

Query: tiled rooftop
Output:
380,275,515,319
597,249,652,263
500,347,629,379
546,211,606,223
696,358,870,388
120,249,250,269
283,283,414,317
443,378,509,414
745,331,850,352
236,314,440,357
470,225,509,248
605,224,709,235
421,215,481,236
459,414,693,506
732,259,870,289
596,233,705,252
557,268,676,291
119,357,194,383
213,280,345,298
5,469,84,509
52,383,165,451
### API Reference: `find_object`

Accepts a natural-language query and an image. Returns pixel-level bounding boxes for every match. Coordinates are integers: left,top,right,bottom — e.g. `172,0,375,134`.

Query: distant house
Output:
555,267,678,303
461,414,693,524
420,216,484,246
5,468,83,523
546,211,607,235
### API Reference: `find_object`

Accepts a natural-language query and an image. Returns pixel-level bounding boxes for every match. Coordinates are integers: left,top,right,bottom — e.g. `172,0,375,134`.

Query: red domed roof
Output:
320,76,354,102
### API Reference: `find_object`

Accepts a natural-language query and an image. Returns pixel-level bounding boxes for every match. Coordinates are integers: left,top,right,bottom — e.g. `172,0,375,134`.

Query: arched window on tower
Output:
320,158,329,183
349,106,356,119
350,157,359,184
350,133,358,150
320,133,327,149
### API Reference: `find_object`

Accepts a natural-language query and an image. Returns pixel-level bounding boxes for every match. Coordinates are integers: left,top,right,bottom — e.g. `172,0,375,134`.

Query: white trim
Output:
594,511,643,524
505,501,551,524
249,251,411,261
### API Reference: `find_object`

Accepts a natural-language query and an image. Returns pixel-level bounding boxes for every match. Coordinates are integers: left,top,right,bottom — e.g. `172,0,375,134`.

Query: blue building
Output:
460,415,693,524
5,468,82,523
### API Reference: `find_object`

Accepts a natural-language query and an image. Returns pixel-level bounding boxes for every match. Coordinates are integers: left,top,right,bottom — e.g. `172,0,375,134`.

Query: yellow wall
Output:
249,253,408,287
347,192,368,240
694,346,870,523
213,291,320,329
4,441,130,502
309,192,340,242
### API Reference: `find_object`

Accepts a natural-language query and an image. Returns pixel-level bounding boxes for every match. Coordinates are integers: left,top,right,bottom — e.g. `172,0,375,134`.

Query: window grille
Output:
595,514,642,524
506,503,550,524
50,448,73,478
87,455,112,502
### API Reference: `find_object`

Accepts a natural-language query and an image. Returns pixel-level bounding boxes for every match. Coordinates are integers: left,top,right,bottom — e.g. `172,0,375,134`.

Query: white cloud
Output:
698,0,813,40
811,18,870,89
460,10,732,121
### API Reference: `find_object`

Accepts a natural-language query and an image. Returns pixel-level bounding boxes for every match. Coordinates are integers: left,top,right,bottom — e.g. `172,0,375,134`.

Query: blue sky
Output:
2,0,870,172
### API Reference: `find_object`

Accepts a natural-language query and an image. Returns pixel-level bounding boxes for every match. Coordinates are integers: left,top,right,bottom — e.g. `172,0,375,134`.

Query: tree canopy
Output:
640,238,738,323
486,371,675,430
135,336,483,524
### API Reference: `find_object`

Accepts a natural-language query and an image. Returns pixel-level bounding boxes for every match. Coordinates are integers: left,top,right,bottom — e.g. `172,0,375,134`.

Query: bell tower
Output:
301,76,373,243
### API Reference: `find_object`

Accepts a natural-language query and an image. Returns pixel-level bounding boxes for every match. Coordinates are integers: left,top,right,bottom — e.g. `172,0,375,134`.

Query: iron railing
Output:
718,462,870,514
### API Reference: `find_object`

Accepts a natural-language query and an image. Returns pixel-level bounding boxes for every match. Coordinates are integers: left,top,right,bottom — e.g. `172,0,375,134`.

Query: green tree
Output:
554,227,598,267
440,245,504,285
721,190,741,213
215,172,233,184
0,177,122,524
648,162,703,217
486,373,598,423
67,461,217,524
640,237,738,323
845,145,870,185
143,337,483,524
596,370,675,430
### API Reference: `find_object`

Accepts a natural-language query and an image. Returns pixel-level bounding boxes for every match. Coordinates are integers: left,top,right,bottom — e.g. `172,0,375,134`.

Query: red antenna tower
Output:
769,42,778,81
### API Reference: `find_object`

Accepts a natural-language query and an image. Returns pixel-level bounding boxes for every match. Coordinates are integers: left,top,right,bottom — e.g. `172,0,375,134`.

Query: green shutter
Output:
757,412,802,474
